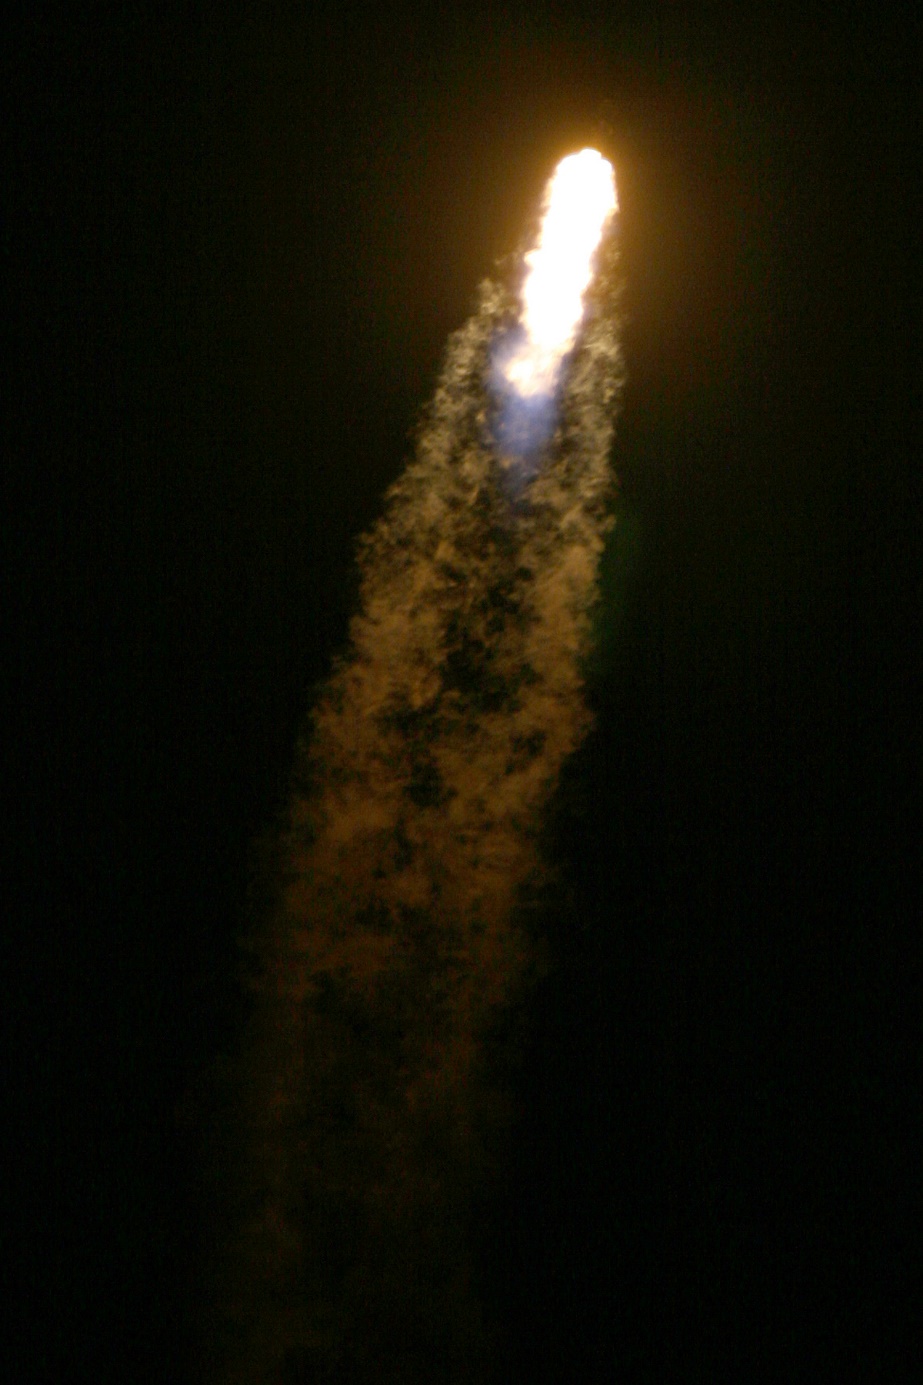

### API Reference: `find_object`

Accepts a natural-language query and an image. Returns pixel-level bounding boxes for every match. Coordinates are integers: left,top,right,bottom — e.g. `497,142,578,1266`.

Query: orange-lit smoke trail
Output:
207,154,624,1385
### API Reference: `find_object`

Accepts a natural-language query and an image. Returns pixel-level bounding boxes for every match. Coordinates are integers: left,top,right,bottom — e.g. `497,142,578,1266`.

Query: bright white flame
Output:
503,148,617,397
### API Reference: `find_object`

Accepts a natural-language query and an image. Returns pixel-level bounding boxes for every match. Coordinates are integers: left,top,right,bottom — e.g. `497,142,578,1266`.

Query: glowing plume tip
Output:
503,148,617,397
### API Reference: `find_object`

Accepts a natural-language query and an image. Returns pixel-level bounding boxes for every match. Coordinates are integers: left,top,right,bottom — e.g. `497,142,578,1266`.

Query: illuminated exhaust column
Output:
493,148,618,480
210,146,625,1385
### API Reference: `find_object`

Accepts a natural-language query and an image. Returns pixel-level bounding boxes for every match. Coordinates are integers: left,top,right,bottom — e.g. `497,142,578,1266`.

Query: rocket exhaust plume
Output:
207,150,624,1385
493,149,618,479
503,149,617,397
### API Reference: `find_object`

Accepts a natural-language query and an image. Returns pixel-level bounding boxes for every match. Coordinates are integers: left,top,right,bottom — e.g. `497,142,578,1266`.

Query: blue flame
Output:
489,326,564,492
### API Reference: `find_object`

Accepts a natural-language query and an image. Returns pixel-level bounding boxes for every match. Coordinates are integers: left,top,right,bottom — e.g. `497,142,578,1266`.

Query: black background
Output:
8,3,916,1381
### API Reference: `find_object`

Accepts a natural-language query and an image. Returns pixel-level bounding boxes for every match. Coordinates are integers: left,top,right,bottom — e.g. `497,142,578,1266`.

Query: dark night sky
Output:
9,3,916,1381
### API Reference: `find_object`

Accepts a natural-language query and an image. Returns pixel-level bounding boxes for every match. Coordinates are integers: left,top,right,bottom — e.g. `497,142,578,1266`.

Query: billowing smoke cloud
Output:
205,159,624,1385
